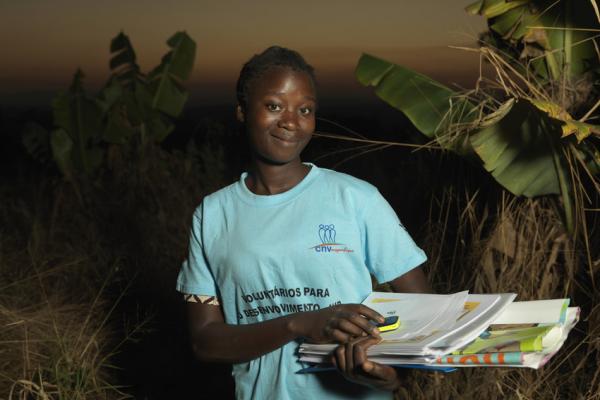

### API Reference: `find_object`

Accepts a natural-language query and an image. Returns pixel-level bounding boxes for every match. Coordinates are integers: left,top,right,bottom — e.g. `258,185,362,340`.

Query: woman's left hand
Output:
332,336,400,392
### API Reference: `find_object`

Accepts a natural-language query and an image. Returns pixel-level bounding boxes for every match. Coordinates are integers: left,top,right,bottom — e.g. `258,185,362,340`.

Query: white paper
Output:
491,299,569,324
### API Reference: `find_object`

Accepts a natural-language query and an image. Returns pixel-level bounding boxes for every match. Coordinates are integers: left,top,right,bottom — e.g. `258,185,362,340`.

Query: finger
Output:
345,335,375,376
345,313,381,337
330,329,353,344
339,304,383,323
334,345,346,372
355,304,385,323
336,318,367,338
345,338,355,376
362,361,398,383
353,336,381,367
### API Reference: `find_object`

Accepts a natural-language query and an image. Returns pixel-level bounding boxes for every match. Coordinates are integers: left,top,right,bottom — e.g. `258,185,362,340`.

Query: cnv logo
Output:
309,224,354,253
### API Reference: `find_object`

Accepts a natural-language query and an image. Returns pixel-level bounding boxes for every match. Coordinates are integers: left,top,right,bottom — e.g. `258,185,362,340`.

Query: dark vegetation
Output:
3,97,598,399
0,100,442,399
2,1,600,396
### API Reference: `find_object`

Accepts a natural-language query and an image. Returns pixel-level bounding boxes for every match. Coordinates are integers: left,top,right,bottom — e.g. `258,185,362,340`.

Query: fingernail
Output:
363,362,373,372
372,328,380,336
378,316,385,323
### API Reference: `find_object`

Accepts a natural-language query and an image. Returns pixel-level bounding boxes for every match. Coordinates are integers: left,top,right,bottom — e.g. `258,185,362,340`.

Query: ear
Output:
236,105,245,123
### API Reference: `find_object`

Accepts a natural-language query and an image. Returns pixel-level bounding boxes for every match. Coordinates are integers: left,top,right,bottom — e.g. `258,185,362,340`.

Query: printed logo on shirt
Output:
309,224,354,253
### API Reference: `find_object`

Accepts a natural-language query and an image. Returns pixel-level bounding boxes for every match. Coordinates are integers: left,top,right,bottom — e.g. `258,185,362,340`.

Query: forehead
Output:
248,67,316,99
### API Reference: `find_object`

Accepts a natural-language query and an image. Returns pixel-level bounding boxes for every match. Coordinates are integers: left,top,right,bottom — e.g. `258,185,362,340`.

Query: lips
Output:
271,133,299,145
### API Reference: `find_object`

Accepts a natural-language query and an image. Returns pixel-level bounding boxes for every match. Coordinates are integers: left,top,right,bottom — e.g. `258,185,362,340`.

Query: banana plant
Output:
23,31,196,179
101,31,196,144
465,0,599,81
50,69,105,178
355,53,599,234
355,1,600,233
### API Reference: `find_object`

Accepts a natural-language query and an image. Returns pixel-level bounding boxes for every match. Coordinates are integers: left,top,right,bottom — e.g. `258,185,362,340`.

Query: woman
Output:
177,46,430,399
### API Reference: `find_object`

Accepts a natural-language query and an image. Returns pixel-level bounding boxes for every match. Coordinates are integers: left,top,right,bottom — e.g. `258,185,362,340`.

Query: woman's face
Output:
238,67,316,166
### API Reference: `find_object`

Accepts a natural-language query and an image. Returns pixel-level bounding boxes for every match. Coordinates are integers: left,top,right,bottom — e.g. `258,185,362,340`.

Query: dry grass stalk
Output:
410,185,599,399
0,295,129,400
0,190,135,400
1,141,226,399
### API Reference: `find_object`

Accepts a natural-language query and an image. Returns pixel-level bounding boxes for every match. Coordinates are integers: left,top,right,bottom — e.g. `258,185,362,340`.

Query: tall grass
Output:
1,295,126,400
396,185,599,399
315,35,599,398
0,129,230,399
315,115,598,398
0,186,130,399
2,90,597,399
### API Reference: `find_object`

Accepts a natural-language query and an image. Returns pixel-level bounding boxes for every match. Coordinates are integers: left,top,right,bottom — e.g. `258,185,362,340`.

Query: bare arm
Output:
388,264,432,293
333,264,432,390
187,302,385,364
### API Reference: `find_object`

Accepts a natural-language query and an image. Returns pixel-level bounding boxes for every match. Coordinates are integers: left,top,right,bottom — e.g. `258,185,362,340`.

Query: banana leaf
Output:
482,0,530,19
50,128,73,178
51,70,104,176
103,31,195,145
355,54,573,202
147,31,196,118
110,32,144,89
469,98,565,197
470,98,574,230
529,99,600,142
562,120,600,142
355,53,476,154
97,79,138,144
466,0,599,80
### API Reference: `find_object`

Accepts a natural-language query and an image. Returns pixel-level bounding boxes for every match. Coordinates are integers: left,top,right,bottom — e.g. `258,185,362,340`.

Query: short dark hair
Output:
236,46,316,109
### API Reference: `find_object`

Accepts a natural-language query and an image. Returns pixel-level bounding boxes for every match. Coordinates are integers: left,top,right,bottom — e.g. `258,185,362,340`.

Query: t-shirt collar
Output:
235,163,319,207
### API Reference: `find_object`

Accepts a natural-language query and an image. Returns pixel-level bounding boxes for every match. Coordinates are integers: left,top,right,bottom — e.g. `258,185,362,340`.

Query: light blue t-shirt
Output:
177,164,427,400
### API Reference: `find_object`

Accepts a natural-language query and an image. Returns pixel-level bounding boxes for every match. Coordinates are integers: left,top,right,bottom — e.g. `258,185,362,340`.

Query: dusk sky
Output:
1,1,487,105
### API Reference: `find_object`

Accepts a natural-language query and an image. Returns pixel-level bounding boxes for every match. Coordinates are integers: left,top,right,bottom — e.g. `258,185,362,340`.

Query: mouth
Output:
271,134,298,145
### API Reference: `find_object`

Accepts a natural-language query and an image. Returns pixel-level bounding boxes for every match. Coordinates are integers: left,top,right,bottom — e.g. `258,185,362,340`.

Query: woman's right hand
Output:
290,304,385,344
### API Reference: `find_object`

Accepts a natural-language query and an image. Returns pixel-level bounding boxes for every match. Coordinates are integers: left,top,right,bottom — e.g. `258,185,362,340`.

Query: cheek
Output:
301,116,316,134
247,113,275,136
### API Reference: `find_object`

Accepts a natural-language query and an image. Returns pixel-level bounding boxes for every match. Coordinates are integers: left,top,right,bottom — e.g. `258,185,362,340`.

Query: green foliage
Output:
0,131,229,398
147,31,196,118
355,62,596,234
102,31,196,145
465,0,599,82
355,54,476,154
355,1,600,234
51,69,105,177
22,31,196,180
355,54,578,197
469,98,564,197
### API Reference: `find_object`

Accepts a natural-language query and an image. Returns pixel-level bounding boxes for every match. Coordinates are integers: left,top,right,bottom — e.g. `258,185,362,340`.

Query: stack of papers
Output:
298,292,579,371
435,299,579,369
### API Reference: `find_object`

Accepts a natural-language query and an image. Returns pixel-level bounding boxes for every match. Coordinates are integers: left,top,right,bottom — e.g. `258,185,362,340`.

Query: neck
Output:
245,160,310,195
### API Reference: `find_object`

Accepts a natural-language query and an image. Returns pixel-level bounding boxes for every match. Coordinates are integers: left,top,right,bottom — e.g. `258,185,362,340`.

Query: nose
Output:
277,110,298,131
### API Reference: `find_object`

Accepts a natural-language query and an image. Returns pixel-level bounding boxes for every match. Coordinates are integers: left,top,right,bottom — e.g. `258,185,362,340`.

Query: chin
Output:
255,152,302,166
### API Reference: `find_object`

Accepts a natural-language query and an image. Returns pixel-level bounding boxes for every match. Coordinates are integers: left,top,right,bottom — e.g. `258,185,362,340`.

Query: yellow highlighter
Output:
375,316,400,332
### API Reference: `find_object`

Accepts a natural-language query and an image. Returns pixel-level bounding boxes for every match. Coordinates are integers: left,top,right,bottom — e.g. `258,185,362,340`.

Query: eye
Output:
266,103,282,112
299,107,313,116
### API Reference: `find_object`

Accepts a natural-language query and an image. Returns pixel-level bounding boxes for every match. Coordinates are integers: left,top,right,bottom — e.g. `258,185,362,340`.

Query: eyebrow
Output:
264,91,317,101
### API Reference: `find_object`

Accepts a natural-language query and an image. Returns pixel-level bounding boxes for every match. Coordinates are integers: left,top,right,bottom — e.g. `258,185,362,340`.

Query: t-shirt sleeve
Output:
361,190,427,284
176,204,219,296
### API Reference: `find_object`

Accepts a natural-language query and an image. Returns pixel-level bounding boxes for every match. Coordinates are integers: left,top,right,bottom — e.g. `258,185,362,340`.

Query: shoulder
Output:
317,167,378,199
193,180,238,219
203,180,238,203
